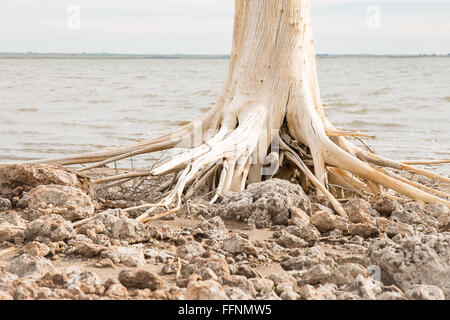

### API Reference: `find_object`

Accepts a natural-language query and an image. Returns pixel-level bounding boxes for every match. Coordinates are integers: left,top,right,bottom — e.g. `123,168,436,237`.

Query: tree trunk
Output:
20,0,450,220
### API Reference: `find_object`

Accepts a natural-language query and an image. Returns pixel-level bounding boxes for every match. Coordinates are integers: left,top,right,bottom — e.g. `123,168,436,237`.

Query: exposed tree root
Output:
0,225,26,230
281,140,347,218
379,169,450,199
0,247,18,259
400,160,450,165
325,130,375,139
3,0,449,223
23,99,449,224
141,207,180,224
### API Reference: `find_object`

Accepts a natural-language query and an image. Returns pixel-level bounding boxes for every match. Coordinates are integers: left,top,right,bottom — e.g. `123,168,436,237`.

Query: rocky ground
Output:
0,163,449,300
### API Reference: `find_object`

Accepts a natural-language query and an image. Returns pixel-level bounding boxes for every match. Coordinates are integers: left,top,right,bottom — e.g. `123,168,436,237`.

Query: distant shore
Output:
0,52,449,60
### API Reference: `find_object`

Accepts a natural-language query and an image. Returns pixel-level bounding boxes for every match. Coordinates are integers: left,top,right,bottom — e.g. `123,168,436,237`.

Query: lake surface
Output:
0,57,449,174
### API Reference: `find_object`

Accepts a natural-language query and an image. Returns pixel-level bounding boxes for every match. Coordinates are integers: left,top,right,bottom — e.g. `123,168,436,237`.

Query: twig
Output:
400,159,450,165
0,225,26,230
176,257,182,280
0,247,18,259
73,218,93,228
142,206,180,224
326,130,375,139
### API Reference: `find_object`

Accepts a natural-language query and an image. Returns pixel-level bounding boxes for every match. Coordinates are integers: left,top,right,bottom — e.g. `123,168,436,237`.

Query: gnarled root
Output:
15,90,448,223
125,100,273,222
28,105,222,167
286,90,450,210
8,89,449,224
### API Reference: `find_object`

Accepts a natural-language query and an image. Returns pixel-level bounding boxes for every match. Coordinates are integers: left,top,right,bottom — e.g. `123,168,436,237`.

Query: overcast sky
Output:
1,0,449,55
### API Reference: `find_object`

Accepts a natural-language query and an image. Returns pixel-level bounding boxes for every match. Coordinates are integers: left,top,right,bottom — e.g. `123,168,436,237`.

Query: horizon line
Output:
1,52,449,58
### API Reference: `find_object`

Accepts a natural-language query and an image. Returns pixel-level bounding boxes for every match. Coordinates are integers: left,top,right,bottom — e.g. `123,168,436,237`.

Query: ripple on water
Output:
142,94,157,98
118,108,144,113
119,117,153,123
344,107,370,114
413,105,435,110
88,100,113,104
377,107,403,113
18,107,38,112
372,88,392,96
146,120,191,127
0,155,39,161
344,120,405,128
326,101,358,108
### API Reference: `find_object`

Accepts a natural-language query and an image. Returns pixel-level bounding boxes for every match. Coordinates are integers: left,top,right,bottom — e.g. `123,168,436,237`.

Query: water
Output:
0,57,449,174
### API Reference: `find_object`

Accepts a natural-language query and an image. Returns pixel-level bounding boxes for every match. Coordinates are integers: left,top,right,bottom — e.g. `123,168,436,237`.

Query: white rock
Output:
5,254,55,279
186,280,229,300
176,241,205,260
223,234,257,255
27,185,94,221
368,234,450,299
25,214,75,242
114,247,145,267
405,284,445,300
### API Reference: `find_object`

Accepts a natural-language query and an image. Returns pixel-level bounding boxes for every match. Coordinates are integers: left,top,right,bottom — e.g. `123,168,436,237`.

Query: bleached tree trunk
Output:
18,0,450,220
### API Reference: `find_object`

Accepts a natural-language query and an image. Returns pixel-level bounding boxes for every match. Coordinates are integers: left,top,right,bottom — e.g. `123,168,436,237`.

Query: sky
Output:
0,0,449,55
